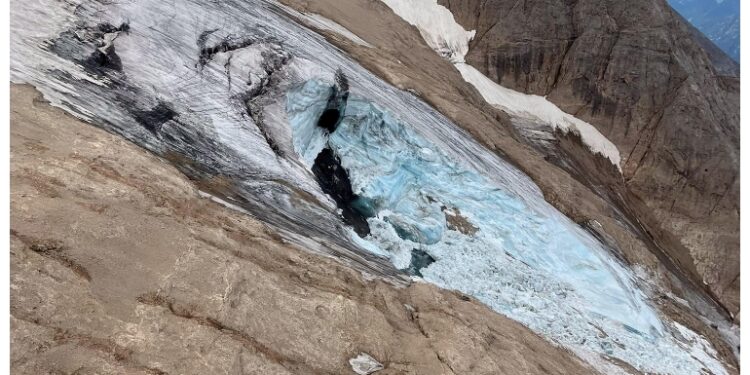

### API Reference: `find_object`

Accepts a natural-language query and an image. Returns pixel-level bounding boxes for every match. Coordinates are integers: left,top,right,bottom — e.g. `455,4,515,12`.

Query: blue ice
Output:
287,79,727,374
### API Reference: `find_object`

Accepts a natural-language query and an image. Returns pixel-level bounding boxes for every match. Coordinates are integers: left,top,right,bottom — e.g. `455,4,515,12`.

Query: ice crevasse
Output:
287,79,728,375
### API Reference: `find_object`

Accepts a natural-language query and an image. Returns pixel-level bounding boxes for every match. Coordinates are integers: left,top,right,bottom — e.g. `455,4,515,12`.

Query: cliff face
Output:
440,0,739,316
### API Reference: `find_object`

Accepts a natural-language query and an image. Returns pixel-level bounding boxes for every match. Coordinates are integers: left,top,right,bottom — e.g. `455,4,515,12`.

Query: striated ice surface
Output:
287,79,728,375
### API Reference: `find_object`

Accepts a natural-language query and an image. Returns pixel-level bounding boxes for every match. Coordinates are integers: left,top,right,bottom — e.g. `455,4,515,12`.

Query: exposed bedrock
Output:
272,0,738,370
22,3,396,279
440,0,740,318
283,77,738,375
312,147,372,237
11,0,739,371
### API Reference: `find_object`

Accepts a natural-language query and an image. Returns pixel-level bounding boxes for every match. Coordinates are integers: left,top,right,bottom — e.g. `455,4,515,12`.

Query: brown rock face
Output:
10,84,596,374
440,0,739,317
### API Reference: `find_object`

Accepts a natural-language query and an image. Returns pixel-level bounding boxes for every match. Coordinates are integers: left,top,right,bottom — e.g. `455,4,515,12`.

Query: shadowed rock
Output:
311,147,371,236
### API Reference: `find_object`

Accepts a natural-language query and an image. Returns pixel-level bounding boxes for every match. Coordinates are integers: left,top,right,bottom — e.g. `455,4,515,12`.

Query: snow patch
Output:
349,353,384,375
198,191,254,217
455,63,622,168
380,0,622,170
380,0,474,63
10,0,726,372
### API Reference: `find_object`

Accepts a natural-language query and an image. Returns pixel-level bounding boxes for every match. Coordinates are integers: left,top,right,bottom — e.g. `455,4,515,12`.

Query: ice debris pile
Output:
287,78,728,375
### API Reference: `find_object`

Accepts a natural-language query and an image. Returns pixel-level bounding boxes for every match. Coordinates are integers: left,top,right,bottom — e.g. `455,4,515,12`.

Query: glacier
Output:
9,0,728,373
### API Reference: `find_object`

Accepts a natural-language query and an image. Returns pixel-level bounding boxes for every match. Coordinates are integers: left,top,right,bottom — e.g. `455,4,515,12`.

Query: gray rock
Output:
441,0,739,318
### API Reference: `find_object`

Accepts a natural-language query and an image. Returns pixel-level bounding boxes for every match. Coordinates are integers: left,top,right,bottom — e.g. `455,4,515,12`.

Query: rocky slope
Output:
438,0,740,317
10,84,596,375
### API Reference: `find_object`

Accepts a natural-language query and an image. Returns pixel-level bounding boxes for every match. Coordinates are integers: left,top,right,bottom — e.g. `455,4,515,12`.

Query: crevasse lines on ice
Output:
379,0,623,170
286,79,728,375
8,0,406,273
8,0,536,277
9,0,727,373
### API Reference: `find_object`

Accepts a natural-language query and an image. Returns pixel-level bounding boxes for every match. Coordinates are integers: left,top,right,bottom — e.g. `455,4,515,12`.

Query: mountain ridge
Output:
668,0,740,62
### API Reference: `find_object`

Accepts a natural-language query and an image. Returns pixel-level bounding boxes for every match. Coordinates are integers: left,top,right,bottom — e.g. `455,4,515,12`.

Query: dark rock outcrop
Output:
312,147,372,237
132,102,177,134
405,249,436,277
